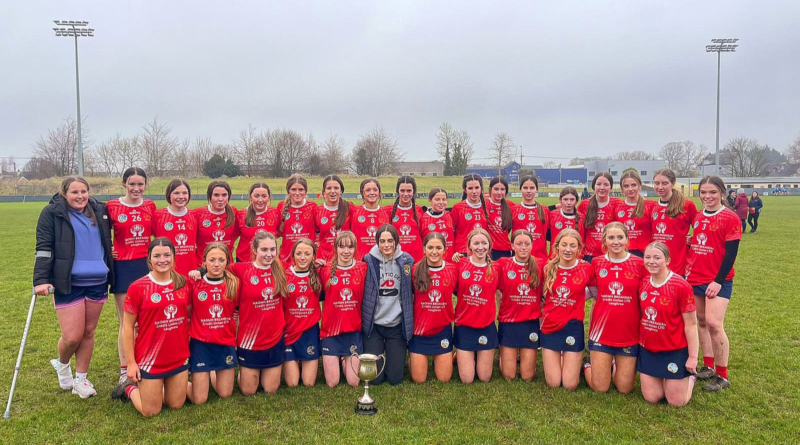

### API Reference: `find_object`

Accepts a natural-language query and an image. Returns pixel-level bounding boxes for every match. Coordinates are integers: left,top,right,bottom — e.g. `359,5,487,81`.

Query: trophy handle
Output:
376,353,387,379
349,351,359,377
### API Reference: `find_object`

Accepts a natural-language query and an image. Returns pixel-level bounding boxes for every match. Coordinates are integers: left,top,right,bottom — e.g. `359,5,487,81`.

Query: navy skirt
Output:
454,323,498,351
408,325,454,355
498,320,541,349
540,319,585,353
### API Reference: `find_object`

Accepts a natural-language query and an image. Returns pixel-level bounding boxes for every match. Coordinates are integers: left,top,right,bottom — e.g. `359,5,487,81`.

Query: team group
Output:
32,167,740,416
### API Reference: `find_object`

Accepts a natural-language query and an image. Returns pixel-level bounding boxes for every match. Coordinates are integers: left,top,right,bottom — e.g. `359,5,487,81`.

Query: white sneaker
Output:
50,359,73,391
72,377,97,399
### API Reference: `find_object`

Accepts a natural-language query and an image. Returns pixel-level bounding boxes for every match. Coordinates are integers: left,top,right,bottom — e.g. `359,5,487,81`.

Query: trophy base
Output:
355,401,378,415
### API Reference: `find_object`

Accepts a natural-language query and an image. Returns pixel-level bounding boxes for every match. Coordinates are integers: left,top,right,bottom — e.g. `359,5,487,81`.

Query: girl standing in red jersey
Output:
315,175,352,263
409,233,457,383
686,176,741,391
540,229,594,391
419,187,454,256
651,169,697,275
283,239,322,387
616,171,655,257
584,223,647,394
512,175,550,260
194,181,239,263
230,232,289,395
119,238,190,416
350,178,389,261
639,242,699,406
387,176,425,262
486,177,514,260
319,231,367,387
106,167,156,395
496,230,544,381
236,182,280,263
548,186,584,258
277,174,317,263
152,179,198,277
579,173,620,263
454,229,499,384
451,174,490,258
185,243,239,405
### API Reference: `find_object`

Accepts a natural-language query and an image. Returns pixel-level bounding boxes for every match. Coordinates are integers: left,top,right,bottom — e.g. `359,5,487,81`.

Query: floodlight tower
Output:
706,38,739,176
53,20,94,176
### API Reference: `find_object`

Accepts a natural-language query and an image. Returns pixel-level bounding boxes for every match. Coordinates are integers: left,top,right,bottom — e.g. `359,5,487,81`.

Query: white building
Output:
393,161,444,177
583,160,667,184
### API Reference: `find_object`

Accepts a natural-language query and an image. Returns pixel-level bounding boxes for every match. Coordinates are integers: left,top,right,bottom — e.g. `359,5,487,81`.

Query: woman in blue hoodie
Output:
34,176,114,398
362,224,415,385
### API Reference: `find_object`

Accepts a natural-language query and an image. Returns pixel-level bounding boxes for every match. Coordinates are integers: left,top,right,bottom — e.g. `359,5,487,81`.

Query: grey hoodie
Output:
369,244,404,327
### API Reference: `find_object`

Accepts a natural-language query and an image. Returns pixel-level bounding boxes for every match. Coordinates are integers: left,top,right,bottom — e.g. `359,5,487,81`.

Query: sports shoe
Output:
50,359,73,390
111,376,135,400
72,377,97,399
582,356,591,371
702,375,730,391
695,365,715,381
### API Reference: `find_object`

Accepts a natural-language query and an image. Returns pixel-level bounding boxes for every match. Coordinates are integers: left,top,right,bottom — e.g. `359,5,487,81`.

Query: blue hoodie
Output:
69,208,109,286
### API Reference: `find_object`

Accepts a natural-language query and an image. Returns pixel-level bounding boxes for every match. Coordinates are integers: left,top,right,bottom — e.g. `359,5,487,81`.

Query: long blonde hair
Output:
326,231,357,290
201,242,239,301
467,228,494,281
290,238,321,294
543,229,583,294
250,232,289,297
653,168,687,218
619,170,645,219
600,222,628,254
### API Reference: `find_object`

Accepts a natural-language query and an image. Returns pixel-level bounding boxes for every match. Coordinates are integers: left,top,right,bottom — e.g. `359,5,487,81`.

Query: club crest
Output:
150,293,161,303
118,214,128,223
164,222,174,231
198,291,208,302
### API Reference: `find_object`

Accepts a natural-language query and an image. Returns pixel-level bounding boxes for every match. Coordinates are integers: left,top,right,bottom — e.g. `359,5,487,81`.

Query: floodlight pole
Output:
707,38,738,176
73,31,84,177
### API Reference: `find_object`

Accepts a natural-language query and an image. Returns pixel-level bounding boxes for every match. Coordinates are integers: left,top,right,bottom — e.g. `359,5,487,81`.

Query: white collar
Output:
167,207,188,217
147,273,172,286
604,253,631,263
649,271,674,288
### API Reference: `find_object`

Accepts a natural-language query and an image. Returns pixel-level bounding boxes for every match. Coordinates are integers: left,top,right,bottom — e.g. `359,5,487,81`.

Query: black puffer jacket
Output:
33,194,114,294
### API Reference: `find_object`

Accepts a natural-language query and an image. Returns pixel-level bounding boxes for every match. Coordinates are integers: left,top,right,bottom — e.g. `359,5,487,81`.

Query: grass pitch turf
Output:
0,197,797,444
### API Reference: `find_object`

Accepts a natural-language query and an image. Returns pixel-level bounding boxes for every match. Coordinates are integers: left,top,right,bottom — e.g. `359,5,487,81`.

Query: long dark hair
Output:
461,173,489,221
584,172,614,229
146,238,186,291
413,232,447,293
122,167,147,185
206,180,235,228
391,176,419,223
290,238,321,294
519,175,546,224
245,182,271,228
489,176,513,231
359,178,382,206
280,174,308,233
698,175,727,209
322,175,350,230
250,232,289,297
559,186,581,227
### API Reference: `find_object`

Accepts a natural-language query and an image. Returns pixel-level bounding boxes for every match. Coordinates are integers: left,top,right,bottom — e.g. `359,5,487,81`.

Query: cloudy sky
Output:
2,0,798,167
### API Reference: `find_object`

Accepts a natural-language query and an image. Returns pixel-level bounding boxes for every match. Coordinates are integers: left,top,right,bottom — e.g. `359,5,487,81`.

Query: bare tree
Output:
488,132,517,176
350,127,404,177
320,134,349,175
172,138,195,178
615,150,656,161
452,130,474,176
724,137,770,177
543,161,558,168
657,141,707,177
787,134,800,164
191,137,215,176
22,157,58,180
32,116,90,177
233,124,266,176
658,142,684,172
138,117,178,177
436,122,457,159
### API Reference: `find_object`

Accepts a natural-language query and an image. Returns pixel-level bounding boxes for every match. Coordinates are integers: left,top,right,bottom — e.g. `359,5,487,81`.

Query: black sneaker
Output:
695,365,715,381
111,376,135,401
702,375,730,391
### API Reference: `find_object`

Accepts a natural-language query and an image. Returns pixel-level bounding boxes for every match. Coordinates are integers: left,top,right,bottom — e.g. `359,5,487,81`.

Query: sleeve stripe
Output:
35,250,52,258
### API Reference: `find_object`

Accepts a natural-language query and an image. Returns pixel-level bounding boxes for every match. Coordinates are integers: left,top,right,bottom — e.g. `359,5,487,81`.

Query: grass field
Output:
0,197,798,444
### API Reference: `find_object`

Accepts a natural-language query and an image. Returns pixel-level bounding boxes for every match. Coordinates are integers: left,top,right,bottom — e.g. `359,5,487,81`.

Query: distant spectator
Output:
734,189,749,233
726,190,736,209
581,187,591,200
782,186,788,195
747,192,763,233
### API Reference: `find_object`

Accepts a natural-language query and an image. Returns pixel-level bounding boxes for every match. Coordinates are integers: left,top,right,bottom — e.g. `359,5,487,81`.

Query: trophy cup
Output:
350,352,386,415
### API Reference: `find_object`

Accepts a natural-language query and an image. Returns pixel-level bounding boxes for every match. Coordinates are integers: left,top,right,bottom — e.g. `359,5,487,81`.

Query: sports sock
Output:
716,365,728,380
702,357,715,369
125,385,138,398
76,372,87,380
120,366,127,375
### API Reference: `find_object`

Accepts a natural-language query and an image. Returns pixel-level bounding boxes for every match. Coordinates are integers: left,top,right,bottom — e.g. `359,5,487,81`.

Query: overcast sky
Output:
2,0,798,167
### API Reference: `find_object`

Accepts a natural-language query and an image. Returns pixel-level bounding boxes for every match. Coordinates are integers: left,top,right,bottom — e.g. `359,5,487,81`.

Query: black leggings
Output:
747,213,760,231
363,324,407,385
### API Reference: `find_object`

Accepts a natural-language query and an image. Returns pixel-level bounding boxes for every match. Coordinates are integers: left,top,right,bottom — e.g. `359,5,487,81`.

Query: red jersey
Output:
615,199,656,252
283,267,322,345
486,199,512,253
236,207,280,263
387,204,424,262
277,200,318,263
578,198,620,257
230,262,285,350
451,201,490,254
188,277,238,347
589,254,647,347
124,274,190,374
548,209,585,258
152,208,198,277
541,261,595,334
511,203,550,259
350,205,389,261
193,205,239,264
639,272,696,352
686,208,741,285
496,257,545,323
419,210,455,256
651,199,698,275
314,203,351,262
319,262,367,339
411,262,457,336
454,259,499,328
106,198,156,261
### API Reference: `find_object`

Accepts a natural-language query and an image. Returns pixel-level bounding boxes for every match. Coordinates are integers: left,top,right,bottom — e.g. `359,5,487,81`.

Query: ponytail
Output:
206,180,235,228
510,230,540,290
326,231,357,289
584,173,613,229
519,175,545,224
653,168,686,219
323,175,350,230
414,232,447,292
461,174,488,220
490,176,512,231
620,171,645,219
279,174,308,233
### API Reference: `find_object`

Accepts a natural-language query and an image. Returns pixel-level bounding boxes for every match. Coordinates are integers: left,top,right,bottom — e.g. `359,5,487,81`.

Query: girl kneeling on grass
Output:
120,238,189,416
639,242,699,406
283,239,322,387
186,243,239,405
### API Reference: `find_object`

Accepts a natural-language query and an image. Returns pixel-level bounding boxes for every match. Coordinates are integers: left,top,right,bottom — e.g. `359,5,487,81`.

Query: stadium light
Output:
52,20,94,177
706,38,739,176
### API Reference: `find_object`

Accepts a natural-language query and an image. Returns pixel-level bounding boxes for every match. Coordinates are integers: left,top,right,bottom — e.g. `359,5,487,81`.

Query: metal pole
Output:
74,30,84,177
715,50,721,176
4,288,38,419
